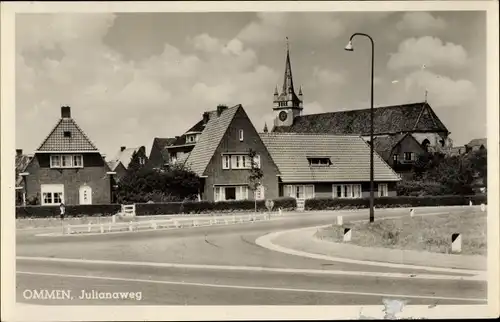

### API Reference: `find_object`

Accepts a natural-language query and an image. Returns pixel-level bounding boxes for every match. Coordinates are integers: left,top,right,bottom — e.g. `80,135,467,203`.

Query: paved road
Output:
16,207,487,305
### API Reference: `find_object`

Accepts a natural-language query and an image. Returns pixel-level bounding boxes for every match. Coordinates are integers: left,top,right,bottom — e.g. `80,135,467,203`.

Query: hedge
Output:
16,204,121,219
15,197,297,219
304,195,487,211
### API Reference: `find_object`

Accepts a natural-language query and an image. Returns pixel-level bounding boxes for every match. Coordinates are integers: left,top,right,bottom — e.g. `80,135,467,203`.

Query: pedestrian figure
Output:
60,202,66,234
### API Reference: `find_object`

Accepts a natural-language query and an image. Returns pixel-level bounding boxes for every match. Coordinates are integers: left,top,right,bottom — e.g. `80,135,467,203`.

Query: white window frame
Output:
333,184,362,199
41,184,64,206
186,135,196,143
378,183,389,197
223,154,260,170
239,129,244,142
283,184,315,199
50,154,84,168
73,154,83,167
222,155,230,169
214,185,248,201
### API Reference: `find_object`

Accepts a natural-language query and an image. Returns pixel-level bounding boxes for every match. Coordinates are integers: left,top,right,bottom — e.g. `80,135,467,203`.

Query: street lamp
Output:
345,33,375,223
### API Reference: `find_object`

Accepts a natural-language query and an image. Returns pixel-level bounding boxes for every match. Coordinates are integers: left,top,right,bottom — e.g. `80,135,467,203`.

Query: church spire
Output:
282,37,295,95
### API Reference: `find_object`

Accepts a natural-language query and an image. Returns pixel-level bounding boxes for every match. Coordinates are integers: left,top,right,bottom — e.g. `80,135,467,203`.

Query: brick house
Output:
185,104,280,202
270,42,451,176
260,133,401,199
147,112,216,169
108,146,148,181
22,106,114,206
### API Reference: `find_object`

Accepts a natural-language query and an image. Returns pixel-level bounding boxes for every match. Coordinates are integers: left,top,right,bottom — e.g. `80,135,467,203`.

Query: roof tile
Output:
260,133,401,182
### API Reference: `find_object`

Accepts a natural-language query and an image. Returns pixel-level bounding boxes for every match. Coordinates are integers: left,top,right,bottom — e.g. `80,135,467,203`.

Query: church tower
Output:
273,38,303,128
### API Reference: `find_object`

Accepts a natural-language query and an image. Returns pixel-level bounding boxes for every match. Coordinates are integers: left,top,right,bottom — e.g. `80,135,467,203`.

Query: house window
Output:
308,157,331,167
333,184,362,199
222,155,230,169
224,154,260,169
50,155,61,168
63,131,71,138
393,154,399,162
73,155,83,167
214,186,249,201
239,129,244,142
50,154,83,168
186,135,197,143
378,183,389,197
283,184,314,199
41,184,64,206
138,157,145,165
404,152,415,161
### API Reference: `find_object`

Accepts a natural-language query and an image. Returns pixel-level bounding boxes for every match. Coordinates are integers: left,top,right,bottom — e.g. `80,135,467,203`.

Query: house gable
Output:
37,107,99,153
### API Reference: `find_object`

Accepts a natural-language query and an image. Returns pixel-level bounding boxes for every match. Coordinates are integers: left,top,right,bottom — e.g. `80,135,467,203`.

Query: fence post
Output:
278,207,282,216
410,208,415,217
343,228,352,242
469,200,473,207
451,233,462,253
100,224,104,234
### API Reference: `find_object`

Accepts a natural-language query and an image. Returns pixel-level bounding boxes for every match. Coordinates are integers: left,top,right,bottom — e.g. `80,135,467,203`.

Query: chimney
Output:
16,149,22,156
120,146,126,152
202,111,210,124
61,106,71,118
217,104,227,117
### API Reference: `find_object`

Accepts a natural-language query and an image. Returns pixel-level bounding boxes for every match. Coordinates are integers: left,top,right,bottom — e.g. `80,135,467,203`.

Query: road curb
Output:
255,216,487,278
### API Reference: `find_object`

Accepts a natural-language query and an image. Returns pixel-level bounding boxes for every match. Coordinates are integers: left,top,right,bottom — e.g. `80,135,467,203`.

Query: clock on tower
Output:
279,111,288,122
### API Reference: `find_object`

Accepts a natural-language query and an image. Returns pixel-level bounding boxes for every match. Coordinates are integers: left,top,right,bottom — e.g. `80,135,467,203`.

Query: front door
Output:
79,185,92,205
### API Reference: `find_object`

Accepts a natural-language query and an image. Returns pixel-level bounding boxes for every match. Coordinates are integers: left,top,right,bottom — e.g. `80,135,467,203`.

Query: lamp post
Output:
345,33,375,223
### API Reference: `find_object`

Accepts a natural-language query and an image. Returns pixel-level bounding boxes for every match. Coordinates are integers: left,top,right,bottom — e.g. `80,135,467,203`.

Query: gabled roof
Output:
168,110,217,147
272,102,449,136
108,146,144,171
185,105,240,176
372,133,410,161
466,138,487,148
259,133,401,182
151,137,176,161
36,118,99,152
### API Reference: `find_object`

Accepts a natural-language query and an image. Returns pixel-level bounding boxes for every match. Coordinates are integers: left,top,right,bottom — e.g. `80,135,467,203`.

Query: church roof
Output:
272,102,449,136
36,107,100,152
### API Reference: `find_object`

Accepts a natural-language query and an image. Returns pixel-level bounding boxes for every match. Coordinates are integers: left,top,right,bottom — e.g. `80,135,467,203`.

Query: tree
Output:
247,148,264,213
127,150,145,174
115,164,201,204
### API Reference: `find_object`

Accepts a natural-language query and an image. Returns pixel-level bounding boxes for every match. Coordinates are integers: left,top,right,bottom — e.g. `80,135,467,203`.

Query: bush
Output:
16,204,121,219
396,180,446,196
304,195,487,210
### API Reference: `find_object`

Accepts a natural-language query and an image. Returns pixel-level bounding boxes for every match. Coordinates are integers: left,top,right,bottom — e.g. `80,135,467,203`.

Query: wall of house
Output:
24,153,111,205
391,135,426,167
202,108,280,201
412,132,450,148
279,181,397,198
114,163,127,182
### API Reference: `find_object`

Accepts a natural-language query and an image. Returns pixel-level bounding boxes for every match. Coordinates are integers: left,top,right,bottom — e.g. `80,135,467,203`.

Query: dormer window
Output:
63,131,72,138
308,157,332,167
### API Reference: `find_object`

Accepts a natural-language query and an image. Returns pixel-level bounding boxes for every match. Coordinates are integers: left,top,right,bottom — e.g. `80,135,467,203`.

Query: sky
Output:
16,11,486,158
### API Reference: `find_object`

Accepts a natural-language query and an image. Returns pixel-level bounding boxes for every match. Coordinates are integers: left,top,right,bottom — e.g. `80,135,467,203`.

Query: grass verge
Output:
315,209,487,256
